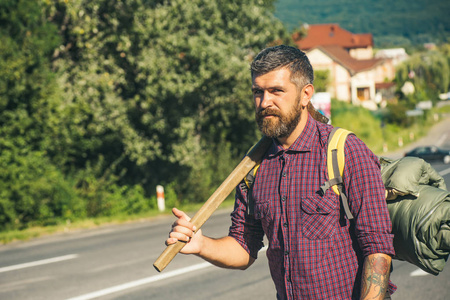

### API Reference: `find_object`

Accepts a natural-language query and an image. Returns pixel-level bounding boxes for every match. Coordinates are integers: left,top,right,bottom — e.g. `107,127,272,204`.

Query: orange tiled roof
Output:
375,82,396,89
309,45,384,74
294,24,373,50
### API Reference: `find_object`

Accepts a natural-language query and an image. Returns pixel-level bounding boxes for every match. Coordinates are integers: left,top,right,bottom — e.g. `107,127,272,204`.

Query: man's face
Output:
252,67,302,138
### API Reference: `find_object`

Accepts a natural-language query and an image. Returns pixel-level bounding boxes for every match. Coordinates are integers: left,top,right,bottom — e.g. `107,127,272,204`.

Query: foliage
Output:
0,0,69,230
0,0,287,230
0,149,84,229
330,98,444,156
313,70,330,92
331,100,383,151
46,0,286,200
395,47,450,106
384,102,409,127
274,0,450,47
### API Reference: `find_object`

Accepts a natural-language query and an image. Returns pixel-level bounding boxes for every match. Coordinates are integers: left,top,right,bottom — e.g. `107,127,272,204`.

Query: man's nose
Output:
259,91,273,108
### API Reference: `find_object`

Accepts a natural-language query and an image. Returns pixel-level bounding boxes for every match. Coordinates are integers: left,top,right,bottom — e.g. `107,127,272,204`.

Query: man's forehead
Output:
252,66,291,77
251,67,293,86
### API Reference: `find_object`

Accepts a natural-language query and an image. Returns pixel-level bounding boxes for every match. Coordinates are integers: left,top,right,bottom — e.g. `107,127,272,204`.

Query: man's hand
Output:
360,253,392,300
165,208,255,270
166,208,204,255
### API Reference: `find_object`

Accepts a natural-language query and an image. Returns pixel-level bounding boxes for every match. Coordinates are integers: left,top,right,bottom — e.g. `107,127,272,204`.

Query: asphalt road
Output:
1,118,449,300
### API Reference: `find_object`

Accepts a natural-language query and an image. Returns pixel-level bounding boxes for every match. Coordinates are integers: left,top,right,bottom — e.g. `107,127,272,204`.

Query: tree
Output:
0,0,80,229
313,70,330,92
46,0,288,201
395,49,449,105
0,0,289,229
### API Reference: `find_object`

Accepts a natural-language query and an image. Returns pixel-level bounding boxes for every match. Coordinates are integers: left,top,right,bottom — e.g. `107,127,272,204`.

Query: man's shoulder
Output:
316,122,367,150
314,119,334,147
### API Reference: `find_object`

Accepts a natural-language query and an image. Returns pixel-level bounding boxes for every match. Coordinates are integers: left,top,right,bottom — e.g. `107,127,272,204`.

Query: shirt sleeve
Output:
343,134,395,257
228,181,265,259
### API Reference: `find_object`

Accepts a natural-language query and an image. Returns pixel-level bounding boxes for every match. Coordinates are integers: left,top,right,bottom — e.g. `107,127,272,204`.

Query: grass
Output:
0,197,236,245
332,100,450,156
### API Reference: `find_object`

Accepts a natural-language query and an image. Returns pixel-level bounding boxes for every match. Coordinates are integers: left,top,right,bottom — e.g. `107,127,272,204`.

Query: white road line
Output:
0,254,78,273
439,167,450,176
410,268,430,277
67,246,269,300
436,133,447,147
66,262,213,300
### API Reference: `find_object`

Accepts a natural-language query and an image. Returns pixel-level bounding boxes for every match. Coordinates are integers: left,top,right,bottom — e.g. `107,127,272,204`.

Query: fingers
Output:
172,207,191,222
171,208,196,231
165,237,180,246
166,228,194,246
170,224,195,241
172,217,194,230
166,207,196,245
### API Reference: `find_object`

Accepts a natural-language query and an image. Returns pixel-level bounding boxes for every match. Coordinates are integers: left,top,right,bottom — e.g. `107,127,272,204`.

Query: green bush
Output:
173,141,241,205
331,100,384,152
0,149,84,230
163,182,180,209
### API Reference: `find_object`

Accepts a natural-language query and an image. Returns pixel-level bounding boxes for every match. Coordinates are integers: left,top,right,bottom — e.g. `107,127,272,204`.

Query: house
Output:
294,23,374,59
375,48,409,66
293,24,396,109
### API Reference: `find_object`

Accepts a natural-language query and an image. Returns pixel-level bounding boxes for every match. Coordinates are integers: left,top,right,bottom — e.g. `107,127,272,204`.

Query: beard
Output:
255,98,302,138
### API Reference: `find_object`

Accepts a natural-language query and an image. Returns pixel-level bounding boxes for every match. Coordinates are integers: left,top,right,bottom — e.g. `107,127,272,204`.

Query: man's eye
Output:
253,90,263,95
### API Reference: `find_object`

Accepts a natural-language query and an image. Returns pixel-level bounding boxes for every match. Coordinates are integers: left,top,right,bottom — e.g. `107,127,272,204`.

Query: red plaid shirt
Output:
229,115,395,299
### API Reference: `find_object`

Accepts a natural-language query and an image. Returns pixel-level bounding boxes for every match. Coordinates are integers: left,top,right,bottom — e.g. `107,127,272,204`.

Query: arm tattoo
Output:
361,254,390,300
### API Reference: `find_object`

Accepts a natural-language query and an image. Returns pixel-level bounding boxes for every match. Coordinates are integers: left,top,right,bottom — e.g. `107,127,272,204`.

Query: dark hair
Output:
250,45,314,90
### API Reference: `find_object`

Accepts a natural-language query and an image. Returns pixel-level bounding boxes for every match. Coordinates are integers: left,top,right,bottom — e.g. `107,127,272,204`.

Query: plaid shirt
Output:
229,115,395,299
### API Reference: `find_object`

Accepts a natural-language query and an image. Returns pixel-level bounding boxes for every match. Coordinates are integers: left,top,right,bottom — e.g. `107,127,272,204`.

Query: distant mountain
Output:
273,0,450,47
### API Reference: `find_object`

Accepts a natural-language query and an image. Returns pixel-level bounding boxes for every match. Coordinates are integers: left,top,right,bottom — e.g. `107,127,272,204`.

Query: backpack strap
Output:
243,142,264,215
320,127,354,220
244,164,259,215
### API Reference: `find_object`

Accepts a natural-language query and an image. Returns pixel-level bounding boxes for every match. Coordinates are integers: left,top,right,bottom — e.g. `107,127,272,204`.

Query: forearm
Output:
197,236,255,270
360,253,392,300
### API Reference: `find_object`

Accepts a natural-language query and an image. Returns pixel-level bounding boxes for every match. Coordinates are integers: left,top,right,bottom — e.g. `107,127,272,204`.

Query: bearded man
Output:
166,45,395,300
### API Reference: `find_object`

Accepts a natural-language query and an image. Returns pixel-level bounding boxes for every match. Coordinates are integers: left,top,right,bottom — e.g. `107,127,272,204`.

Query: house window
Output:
357,87,370,101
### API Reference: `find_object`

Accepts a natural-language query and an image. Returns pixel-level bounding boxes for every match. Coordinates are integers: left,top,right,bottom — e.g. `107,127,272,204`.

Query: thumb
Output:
172,207,191,222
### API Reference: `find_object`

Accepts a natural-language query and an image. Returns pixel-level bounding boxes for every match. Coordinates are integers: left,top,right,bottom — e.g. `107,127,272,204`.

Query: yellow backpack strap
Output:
243,141,267,215
320,127,355,220
243,142,262,190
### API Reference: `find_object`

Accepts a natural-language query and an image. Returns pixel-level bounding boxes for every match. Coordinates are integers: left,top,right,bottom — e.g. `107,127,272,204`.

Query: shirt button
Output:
287,276,291,282
282,172,287,177
281,196,286,202
284,251,289,255
316,207,321,212
283,222,288,227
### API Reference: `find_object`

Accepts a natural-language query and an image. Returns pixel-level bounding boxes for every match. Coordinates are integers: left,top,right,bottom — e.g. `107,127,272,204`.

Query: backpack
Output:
243,127,450,275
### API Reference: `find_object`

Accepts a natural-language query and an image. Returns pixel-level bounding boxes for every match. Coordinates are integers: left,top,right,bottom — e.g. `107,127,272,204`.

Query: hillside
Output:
274,0,450,47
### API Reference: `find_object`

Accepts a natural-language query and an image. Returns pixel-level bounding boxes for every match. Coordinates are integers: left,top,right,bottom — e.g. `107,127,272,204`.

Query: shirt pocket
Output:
301,194,338,240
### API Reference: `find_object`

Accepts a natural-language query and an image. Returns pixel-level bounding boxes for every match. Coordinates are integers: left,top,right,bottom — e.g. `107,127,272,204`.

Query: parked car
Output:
404,146,450,164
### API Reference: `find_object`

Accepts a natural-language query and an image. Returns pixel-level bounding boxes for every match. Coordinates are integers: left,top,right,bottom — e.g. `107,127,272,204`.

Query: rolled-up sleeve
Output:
228,183,265,259
344,135,395,257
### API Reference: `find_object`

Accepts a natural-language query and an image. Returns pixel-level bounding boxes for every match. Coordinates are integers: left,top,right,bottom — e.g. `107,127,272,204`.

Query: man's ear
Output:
300,84,314,107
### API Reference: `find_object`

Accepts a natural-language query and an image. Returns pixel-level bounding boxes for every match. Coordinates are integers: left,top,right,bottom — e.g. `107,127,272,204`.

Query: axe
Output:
153,135,272,272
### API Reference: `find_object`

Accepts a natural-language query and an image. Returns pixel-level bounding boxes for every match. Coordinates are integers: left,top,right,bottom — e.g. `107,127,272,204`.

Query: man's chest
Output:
251,151,341,230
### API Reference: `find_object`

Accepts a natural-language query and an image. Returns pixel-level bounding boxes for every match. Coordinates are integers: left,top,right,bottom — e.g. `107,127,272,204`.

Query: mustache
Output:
256,108,281,118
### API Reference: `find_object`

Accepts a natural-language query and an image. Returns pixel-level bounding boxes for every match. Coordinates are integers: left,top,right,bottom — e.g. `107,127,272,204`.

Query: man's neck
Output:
276,112,309,149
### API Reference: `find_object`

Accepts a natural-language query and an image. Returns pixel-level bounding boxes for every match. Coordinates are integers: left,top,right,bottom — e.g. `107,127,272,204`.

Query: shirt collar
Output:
268,113,318,157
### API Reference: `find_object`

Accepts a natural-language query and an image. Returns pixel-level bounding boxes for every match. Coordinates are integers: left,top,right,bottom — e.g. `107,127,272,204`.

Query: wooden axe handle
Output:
153,136,272,272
